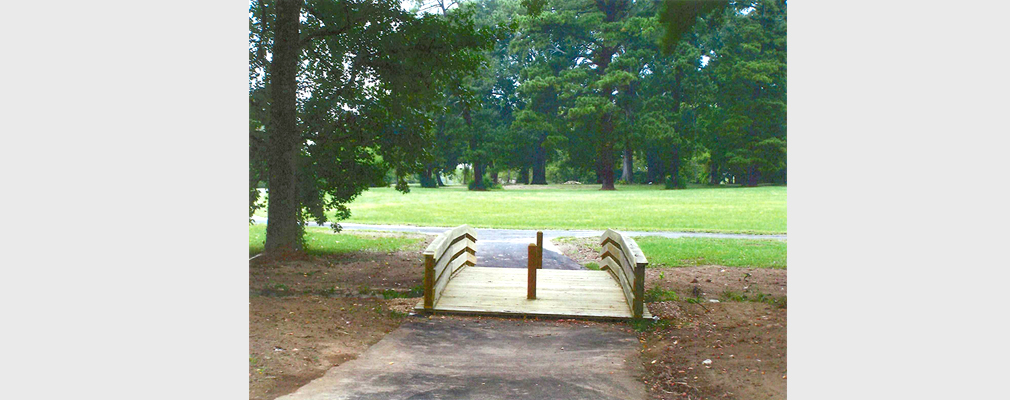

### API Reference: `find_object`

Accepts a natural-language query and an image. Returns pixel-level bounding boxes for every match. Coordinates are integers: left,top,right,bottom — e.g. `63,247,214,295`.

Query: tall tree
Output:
250,0,496,256
701,1,786,186
264,0,301,256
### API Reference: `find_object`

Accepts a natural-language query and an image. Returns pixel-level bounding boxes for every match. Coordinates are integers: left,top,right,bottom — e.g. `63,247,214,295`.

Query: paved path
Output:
277,317,646,400
251,218,785,270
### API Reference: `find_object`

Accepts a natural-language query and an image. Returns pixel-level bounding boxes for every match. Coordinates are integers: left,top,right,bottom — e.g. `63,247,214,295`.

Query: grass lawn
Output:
635,236,786,269
555,235,787,269
248,225,425,257
255,184,786,234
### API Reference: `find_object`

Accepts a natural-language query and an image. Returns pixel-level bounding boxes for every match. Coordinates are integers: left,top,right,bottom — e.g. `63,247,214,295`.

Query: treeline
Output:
248,0,785,254
412,0,786,190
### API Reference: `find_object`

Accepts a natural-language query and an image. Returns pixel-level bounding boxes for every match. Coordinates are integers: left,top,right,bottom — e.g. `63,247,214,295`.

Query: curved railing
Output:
599,229,648,318
422,225,478,310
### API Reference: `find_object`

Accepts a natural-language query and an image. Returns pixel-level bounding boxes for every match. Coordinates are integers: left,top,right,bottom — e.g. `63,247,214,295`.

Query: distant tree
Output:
701,1,786,186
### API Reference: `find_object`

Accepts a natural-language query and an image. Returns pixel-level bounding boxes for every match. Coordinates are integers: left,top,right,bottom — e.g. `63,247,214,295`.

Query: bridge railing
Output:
599,229,648,318
423,225,478,310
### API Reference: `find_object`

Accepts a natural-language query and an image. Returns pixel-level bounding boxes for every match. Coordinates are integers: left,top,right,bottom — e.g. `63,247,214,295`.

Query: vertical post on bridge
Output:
527,243,537,299
536,231,543,269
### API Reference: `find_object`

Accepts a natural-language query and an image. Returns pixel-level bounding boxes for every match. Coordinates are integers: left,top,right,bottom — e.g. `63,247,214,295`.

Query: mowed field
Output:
328,184,786,234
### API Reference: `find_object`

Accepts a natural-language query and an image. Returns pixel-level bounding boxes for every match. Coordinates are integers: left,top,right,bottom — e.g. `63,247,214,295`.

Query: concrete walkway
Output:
277,317,646,400
250,218,785,270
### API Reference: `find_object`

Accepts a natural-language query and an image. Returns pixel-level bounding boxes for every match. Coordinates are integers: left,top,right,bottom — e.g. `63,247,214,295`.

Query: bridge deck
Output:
414,266,651,320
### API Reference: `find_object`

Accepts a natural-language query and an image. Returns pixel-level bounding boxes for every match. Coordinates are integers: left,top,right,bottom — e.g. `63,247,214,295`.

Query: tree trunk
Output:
519,167,529,184
472,163,484,189
646,148,664,184
667,145,681,189
264,0,302,257
531,133,547,184
709,160,719,185
746,164,760,187
464,106,485,191
420,165,436,188
435,172,445,186
490,170,499,185
599,143,616,190
620,146,633,183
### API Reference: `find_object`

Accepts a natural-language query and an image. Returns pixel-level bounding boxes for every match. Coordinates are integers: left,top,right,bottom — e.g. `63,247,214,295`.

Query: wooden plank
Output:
622,235,648,318
527,244,537,299
601,242,635,282
422,233,447,257
601,257,635,312
423,225,476,258
601,230,645,317
536,231,543,269
435,225,477,259
423,254,435,310
432,255,471,302
414,267,653,320
633,262,645,318
432,239,473,283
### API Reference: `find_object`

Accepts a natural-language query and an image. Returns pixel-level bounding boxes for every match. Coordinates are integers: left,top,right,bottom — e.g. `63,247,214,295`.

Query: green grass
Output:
720,290,787,308
635,237,787,269
644,286,681,302
248,225,424,257
256,184,786,234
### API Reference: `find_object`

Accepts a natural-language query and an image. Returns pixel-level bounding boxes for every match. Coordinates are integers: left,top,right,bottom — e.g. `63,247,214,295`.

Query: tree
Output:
701,1,786,186
250,0,496,256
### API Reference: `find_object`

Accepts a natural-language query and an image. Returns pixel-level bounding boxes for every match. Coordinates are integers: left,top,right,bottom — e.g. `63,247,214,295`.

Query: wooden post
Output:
633,263,645,318
536,231,543,269
423,254,435,310
527,243,537,299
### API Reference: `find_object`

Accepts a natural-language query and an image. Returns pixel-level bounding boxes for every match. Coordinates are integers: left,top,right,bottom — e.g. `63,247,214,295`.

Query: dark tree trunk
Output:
531,133,547,184
264,0,302,256
620,146,633,183
464,106,485,191
519,167,529,184
472,163,485,189
420,165,436,188
646,148,664,184
599,143,616,190
746,164,760,187
667,145,682,189
490,170,499,185
435,172,445,186
709,160,719,185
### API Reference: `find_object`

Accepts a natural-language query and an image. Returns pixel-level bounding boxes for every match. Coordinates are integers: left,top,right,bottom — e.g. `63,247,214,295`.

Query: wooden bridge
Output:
414,225,652,320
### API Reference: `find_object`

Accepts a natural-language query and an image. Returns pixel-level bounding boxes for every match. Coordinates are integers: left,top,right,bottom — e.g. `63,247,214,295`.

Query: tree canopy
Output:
250,0,787,256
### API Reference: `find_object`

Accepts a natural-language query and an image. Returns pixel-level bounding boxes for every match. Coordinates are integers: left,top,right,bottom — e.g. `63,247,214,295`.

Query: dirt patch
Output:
250,234,435,400
553,236,603,264
250,235,434,298
557,236,787,399
249,296,410,400
641,301,787,399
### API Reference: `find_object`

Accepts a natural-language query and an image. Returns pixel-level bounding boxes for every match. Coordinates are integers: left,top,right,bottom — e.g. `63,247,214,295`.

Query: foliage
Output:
250,0,500,254
700,1,787,186
249,0,788,252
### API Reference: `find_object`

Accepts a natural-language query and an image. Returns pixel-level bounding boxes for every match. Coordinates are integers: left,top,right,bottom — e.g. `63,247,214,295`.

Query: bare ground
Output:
557,236,788,399
249,234,435,400
252,234,786,400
